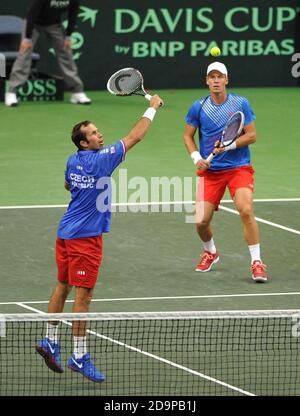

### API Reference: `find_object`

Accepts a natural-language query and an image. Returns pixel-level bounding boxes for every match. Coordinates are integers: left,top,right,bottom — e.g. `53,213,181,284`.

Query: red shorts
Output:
56,236,103,288
197,165,255,209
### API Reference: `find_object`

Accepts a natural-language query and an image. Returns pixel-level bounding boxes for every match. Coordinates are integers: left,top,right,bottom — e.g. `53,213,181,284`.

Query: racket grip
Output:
145,93,163,107
206,153,214,163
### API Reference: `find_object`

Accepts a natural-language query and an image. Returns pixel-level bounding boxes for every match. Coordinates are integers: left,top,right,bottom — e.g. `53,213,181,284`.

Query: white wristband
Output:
191,151,202,165
143,107,156,122
224,142,237,151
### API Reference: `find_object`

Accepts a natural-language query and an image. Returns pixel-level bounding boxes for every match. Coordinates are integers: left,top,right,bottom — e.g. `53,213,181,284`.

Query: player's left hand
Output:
196,159,210,171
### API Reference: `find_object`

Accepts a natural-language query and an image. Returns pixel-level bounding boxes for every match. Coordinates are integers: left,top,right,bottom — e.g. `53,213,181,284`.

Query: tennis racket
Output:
206,111,245,162
107,67,152,101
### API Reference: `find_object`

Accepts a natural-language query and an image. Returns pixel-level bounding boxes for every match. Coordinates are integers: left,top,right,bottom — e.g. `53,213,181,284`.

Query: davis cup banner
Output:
0,0,299,89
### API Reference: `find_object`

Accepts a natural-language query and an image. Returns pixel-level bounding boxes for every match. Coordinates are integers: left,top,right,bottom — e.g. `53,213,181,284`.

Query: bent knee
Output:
238,205,254,220
196,218,211,229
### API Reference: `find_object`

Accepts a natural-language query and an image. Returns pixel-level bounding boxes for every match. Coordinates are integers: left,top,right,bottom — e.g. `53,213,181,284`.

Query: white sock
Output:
46,323,59,343
203,238,217,254
248,244,261,262
73,336,87,359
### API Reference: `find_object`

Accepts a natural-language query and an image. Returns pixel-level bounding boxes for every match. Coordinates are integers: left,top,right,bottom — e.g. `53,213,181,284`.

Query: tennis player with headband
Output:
183,62,267,282
36,94,164,382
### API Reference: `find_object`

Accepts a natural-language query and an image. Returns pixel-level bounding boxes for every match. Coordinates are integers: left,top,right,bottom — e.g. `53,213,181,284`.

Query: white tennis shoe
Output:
70,92,91,105
5,92,18,107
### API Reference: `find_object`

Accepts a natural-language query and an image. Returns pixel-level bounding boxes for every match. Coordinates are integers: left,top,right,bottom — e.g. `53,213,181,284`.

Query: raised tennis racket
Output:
107,67,152,101
206,111,245,162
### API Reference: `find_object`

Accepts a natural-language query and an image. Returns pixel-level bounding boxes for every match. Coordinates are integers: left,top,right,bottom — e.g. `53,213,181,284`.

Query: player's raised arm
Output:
122,95,163,151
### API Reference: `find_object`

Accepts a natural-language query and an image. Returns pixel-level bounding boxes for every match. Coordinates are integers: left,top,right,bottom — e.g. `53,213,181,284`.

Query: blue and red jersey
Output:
57,140,126,239
185,93,256,170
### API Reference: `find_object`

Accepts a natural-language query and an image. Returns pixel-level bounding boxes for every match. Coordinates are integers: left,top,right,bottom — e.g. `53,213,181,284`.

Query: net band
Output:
2,309,300,321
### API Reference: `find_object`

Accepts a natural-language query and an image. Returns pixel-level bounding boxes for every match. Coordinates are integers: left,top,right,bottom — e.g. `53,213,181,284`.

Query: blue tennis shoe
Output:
67,353,105,383
36,337,64,373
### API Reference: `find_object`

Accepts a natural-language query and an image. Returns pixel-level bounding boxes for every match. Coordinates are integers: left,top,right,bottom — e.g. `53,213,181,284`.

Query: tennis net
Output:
1,310,300,396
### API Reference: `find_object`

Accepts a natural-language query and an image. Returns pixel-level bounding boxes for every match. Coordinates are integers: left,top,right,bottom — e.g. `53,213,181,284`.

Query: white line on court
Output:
15,302,46,313
219,205,300,235
14,302,255,396
1,199,299,236
0,204,68,209
0,198,299,210
249,198,300,202
2,291,300,305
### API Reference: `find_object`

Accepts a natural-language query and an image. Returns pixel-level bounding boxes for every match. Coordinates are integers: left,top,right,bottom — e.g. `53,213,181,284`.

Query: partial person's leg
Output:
194,174,225,272
234,187,260,247
48,280,73,314
195,201,220,271
66,236,105,382
68,235,103,341
72,286,94,348
234,187,267,282
47,280,73,338
7,23,40,94
35,281,71,373
196,201,216,245
45,24,90,103
67,286,105,382
35,240,72,372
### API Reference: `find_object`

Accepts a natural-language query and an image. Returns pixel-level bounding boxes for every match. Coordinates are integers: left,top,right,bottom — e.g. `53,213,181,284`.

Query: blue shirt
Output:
185,93,256,170
57,140,126,240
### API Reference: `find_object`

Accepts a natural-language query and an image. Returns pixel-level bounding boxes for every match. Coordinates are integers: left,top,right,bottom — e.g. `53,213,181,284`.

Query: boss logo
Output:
18,79,57,98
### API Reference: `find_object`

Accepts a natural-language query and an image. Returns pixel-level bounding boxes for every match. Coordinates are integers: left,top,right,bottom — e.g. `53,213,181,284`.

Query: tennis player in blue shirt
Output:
36,94,163,382
184,62,267,283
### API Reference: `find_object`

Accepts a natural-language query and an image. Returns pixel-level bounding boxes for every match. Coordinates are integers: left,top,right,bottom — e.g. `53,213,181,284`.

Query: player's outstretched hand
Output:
150,94,164,109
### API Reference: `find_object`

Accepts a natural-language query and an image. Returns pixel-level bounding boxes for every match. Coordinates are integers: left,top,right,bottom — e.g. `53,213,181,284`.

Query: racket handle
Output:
206,153,214,163
145,93,163,107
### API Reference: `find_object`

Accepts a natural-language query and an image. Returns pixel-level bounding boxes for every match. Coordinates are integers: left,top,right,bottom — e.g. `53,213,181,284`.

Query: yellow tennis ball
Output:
210,47,221,57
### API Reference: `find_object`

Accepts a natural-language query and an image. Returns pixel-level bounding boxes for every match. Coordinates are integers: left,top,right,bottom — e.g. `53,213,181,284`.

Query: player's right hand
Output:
150,94,164,109
212,139,225,155
19,39,32,54
197,159,210,171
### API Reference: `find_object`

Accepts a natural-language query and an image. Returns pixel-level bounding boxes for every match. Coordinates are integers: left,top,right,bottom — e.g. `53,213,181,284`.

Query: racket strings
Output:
223,115,243,143
108,69,143,95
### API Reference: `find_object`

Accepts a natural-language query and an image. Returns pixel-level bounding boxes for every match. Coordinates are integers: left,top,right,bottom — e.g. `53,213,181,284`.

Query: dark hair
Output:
71,120,92,150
